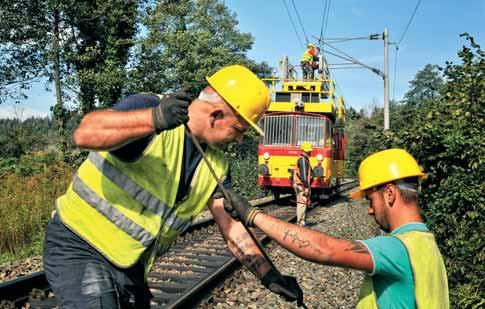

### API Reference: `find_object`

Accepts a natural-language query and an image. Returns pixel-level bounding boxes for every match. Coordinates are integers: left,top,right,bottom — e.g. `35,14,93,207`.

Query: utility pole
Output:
317,30,391,130
383,28,390,131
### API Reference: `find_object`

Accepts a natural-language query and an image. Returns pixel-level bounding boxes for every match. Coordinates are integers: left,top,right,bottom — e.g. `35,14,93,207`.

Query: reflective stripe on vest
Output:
356,231,449,309
57,125,228,268
72,174,155,246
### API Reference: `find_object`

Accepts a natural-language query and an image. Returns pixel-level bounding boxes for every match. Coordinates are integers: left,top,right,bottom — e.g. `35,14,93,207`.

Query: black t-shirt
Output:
110,93,231,202
297,155,311,187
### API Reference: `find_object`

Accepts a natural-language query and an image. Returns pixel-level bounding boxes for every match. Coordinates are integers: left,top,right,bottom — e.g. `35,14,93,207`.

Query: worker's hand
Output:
261,268,304,303
222,189,262,227
152,91,192,133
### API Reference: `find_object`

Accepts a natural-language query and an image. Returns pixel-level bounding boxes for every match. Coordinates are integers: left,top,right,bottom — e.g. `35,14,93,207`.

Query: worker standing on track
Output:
43,64,303,308
224,148,449,308
293,142,313,227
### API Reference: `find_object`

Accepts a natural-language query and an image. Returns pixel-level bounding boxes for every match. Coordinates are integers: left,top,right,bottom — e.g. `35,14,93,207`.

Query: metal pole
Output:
383,28,390,131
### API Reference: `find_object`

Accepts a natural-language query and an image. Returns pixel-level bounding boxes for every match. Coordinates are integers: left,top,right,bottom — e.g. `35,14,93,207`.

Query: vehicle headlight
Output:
316,154,323,162
263,152,270,160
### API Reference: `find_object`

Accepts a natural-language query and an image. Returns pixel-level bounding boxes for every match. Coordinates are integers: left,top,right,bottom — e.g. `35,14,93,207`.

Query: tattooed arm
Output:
252,212,374,272
208,197,272,278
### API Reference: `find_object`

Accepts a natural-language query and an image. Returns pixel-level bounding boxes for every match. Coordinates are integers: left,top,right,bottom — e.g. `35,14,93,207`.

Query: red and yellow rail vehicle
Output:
257,56,346,200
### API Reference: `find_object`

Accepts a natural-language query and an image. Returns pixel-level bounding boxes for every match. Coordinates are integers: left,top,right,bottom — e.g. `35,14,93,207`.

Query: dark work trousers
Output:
43,214,152,309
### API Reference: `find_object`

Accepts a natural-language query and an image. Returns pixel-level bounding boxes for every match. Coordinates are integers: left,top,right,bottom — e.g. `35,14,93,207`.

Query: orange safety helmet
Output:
350,148,426,200
206,65,270,136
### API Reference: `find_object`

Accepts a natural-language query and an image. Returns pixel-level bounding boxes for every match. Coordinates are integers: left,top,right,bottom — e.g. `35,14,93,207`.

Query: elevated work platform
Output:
263,78,345,123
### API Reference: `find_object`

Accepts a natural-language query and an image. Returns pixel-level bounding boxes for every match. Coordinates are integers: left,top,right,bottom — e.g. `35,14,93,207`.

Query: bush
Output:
225,130,265,199
0,156,74,255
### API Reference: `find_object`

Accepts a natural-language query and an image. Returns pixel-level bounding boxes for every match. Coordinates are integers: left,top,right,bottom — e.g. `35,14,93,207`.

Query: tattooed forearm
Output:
283,229,310,248
345,241,369,254
227,234,269,275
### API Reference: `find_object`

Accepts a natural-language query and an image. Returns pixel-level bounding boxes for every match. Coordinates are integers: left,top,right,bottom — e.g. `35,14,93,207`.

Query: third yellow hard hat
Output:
206,65,270,136
350,148,426,200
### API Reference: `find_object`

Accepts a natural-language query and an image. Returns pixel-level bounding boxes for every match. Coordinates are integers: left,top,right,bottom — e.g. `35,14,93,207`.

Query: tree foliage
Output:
61,0,138,112
0,117,53,158
0,0,51,103
127,0,271,96
0,0,138,112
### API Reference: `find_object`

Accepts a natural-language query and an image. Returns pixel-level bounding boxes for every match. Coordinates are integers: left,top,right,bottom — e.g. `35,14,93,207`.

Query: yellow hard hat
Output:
307,42,315,48
206,65,270,136
301,142,312,152
350,148,426,200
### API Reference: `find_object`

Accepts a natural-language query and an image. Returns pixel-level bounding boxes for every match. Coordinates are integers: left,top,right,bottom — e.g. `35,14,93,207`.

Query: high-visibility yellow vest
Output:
356,231,449,309
300,48,314,62
57,125,228,271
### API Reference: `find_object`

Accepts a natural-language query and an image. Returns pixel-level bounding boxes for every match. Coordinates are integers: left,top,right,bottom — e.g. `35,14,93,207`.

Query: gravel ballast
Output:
201,196,380,308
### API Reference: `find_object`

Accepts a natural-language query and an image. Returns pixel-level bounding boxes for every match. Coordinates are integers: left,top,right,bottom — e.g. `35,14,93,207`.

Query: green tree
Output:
404,64,444,106
127,0,271,96
0,0,138,110
0,0,51,103
392,64,445,130
62,0,138,112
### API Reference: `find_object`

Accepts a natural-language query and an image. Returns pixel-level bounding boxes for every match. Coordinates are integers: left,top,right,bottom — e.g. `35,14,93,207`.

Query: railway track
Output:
0,180,357,308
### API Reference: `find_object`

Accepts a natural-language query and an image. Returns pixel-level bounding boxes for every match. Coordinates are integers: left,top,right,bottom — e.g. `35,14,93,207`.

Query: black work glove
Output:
222,189,263,227
152,91,192,133
262,268,304,303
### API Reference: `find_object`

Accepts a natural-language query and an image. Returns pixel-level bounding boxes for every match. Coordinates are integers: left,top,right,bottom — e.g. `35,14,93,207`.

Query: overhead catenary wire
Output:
330,67,368,70
290,0,309,43
319,0,329,42
397,0,422,48
392,46,399,101
282,0,304,48
322,0,331,46
319,0,331,52
322,36,371,44
317,38,384,76
393,0,422,101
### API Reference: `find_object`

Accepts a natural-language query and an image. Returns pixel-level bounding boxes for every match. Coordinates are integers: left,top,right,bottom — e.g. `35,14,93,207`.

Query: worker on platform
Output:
223,148,449,308
300,42,316,80
311,47,321,79
293,142,313,226
43,65,303,308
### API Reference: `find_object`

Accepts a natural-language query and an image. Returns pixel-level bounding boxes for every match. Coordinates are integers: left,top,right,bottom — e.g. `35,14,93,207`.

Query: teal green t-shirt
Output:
360,223,429,308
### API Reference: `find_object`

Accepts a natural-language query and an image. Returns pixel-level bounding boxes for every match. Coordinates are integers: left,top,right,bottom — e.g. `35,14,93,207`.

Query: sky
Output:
1,0,484,119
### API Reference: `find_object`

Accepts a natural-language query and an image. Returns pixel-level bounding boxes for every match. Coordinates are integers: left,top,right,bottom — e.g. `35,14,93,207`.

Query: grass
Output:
0,232,44,265
0,157,74,264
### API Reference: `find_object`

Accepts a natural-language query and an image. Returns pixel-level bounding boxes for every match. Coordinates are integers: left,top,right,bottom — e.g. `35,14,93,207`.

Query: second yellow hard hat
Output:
350,148,426,200
206,65,270,136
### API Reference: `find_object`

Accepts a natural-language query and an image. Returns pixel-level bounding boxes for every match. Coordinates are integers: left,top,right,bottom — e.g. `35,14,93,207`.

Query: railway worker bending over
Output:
223,149,450,308
294,142,313,226
43,64,303,308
